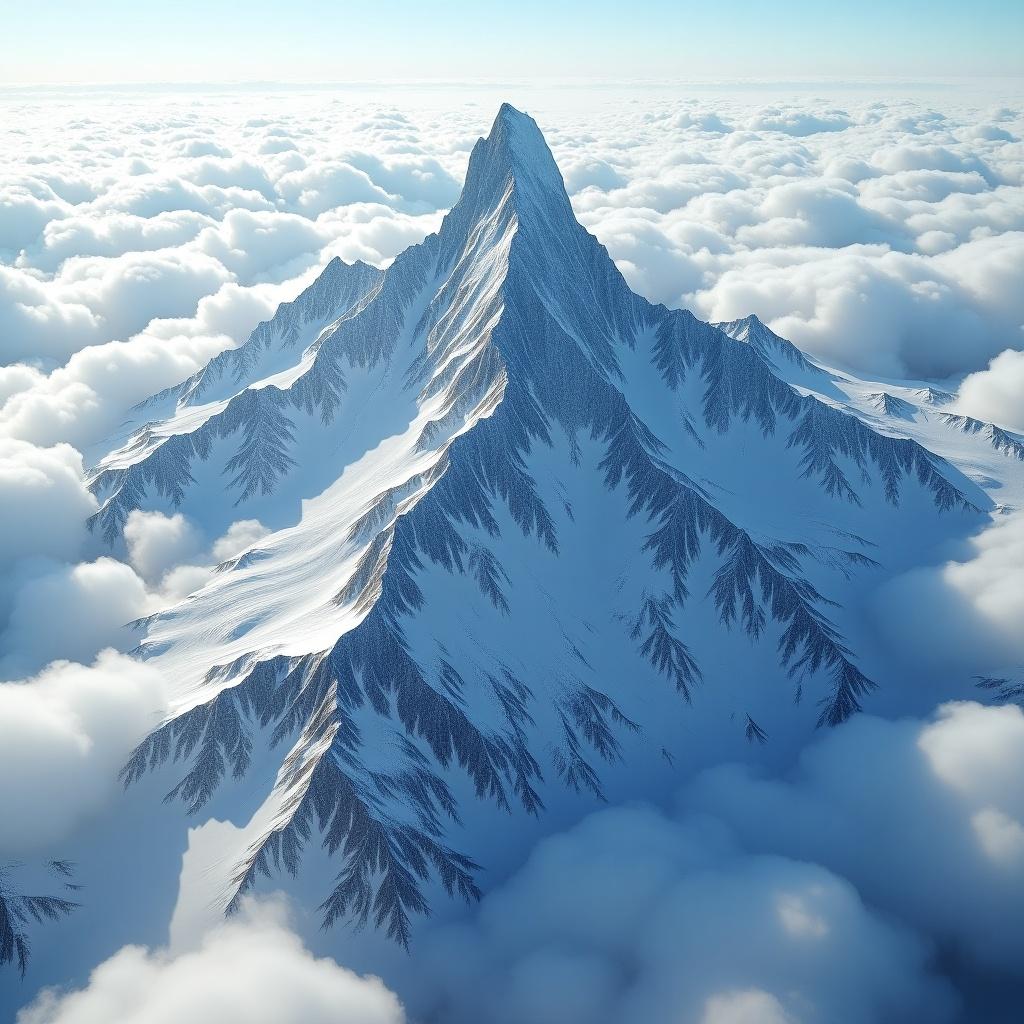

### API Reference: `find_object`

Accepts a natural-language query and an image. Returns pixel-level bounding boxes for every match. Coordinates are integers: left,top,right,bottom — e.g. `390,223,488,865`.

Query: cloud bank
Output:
415,701,1024,1023
2,84,1022,1021
17,899,405,1024
0,651,166,855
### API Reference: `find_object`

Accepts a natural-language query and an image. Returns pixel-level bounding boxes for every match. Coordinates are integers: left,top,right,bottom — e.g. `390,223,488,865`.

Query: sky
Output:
2,0,1023,84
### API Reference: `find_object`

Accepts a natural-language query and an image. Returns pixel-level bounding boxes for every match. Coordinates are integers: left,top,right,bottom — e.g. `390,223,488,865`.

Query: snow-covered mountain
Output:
87,104,1020,947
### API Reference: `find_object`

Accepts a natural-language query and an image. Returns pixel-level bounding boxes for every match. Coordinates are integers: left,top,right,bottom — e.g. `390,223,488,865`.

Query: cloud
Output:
0,439,95,576
0,250,232,366
0,187,70,255
27,209,214,273
276,163,396,217
699,990,794,1024
683,702,1024,974
747,107,855,136
17,898,405,1024
5,89,1021,385
0,450,266,677
211,518,270,562
418,805,954,1024
193,209,329,284
410,700,1024,1022
673,111,733,134
124,511,203,584
689,243,1015,378
735,180,903,248
957,348,1024,432
872,513,1024,675
0,278,300,449
560,157,628,194
874,144,998,185
0,650,166,855
0,558,150,677
0,438,164,674
122,512,272,603
340,152,461,209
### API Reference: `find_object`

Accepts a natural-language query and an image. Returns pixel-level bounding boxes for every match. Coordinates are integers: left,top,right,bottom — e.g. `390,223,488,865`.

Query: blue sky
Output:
2,0,1022,84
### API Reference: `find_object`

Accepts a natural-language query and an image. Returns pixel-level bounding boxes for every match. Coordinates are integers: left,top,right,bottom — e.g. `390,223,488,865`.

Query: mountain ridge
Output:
94,104,990,946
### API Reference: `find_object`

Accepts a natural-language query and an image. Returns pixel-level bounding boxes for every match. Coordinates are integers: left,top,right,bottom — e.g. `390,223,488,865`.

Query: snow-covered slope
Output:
90,104,1010,946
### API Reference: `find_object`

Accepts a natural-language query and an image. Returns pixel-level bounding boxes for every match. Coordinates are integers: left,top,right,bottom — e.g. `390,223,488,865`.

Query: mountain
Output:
89,104,1002,947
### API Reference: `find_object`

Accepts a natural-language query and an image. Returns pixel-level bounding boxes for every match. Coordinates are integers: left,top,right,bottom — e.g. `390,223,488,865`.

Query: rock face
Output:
93,103,987,945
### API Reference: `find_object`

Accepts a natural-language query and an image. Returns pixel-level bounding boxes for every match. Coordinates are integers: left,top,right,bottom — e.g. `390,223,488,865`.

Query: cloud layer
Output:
2,84,1022,1021
2,85,1021,464
415,701,1024,1023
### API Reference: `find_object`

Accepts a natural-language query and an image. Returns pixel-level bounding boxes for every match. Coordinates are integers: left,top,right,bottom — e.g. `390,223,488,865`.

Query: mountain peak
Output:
98,104,984,953
491,101,547,148
454,103,572,224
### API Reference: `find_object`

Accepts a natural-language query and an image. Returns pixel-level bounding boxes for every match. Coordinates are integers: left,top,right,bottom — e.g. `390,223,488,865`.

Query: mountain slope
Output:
95,104,989,945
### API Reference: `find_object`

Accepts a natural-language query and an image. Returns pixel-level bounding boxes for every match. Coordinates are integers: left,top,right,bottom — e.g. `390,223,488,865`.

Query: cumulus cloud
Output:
568,94,1024,379
957,348,1024,432
689,242,1018,378
0,278,298,449
747,106,856,136
0,558,151,677
17,898,405,1024
684,702,1024,975
124,511,203,585
0,187,70,256
872,513,1024,675
193,209,328,284
0,438,151,674
0,650,166,855
0,439,95,575
0,250,232,366
560,157,628,194
26,210,214,273
412,700,1024,1023
211,518,271,562
418,806,954,1024
0,441,272,677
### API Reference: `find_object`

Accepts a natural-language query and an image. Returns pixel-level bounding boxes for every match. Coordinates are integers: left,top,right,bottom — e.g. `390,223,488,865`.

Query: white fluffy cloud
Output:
4,85,1022,390
0,650,166,855
413,700,1023,1023
17,899,405,1024
0,438,95,573
957,348,1024,432
0,559,151,677
688,242,1019,378
124,511,203,584
684,702,1024,974
211,518,271,562
1,250,233,366
0,437,152,675
418,811,954,1024
0,436,273,676
0,279,296,449
872,513,1024,675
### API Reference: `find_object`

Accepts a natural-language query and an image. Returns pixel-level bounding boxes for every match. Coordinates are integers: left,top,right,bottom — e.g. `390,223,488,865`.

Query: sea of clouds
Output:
2,81,1022,1022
